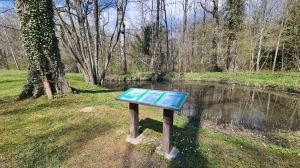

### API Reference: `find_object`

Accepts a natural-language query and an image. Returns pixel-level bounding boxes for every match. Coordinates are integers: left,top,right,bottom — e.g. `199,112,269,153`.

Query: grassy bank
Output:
184,72,300,93
0,70,300,167
108,71,300,93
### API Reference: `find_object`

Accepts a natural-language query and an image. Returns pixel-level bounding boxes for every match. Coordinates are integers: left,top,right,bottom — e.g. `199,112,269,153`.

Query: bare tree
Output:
248,0,280,72
149,0,161,71
0,15,20,70
190,0,197,72
93,0,100,82
54,0,97,85
255,0,267,72
178,0,189,73
162,0,170,71
120,1,127,74
54,0,128,85
272,14,286,73
99,0,128,85
0,48,9,69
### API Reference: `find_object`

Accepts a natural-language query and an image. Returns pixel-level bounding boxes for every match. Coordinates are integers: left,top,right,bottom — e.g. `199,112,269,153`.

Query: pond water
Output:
104,81,300,131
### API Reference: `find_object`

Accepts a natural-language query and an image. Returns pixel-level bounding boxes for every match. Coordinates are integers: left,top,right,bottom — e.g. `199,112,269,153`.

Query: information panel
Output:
115,88,189,111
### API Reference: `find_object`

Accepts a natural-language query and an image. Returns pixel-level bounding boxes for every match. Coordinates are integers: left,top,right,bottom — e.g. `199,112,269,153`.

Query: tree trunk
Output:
272,29,282,73
250,38,255,72
162,0,169,71
227,40,238,72
53,0,98,85
93,0,100,82
191,0,197,72
256,27,264,72
76,1,95,84
273,4,289,73
120,21,127,74
255,0,268,72
16,0,71,100
282,43,285,71
99,0,127,85
179,0,188,73
150,0,161,71
0,49,9,70
201,0,220,72
141,0,145,27
225,0,245,72
149,0,155,71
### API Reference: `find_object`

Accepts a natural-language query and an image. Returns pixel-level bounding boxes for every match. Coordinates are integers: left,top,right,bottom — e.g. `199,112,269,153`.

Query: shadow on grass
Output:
138,117,209,167
18,121,110,167
0,98,77,116
71,87,119,94
121,143,163,167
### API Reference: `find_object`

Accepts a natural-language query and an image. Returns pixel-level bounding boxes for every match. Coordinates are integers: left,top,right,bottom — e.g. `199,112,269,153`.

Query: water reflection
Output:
105,81,300,131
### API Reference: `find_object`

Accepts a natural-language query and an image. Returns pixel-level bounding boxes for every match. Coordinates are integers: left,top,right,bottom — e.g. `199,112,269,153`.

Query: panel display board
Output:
116,88,189,111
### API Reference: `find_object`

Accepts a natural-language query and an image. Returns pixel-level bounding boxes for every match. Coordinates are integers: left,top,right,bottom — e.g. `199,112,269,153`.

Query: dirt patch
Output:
78,106,96,113
116,129,126,135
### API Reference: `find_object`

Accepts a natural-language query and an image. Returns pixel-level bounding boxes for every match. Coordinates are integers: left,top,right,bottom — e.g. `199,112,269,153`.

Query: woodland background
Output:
1,0,300,85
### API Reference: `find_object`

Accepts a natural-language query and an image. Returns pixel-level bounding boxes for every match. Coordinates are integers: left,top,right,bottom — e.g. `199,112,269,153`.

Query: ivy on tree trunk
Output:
16,0,71,100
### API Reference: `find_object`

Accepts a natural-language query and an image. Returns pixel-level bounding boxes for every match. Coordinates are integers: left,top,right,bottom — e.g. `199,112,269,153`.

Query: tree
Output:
200,0,222,72
16,0,71,100
1,16,20,70
120,1,127,74
150,0,163,71
0,8,25,70
54,0,98,85
272,0,293,72
178,0,189,73
255,0,268,72
99,0,128,85
93,0,100,81
0,48,9,69
130,24,153,71
224,0,245,72
162,0,170,71
282,0,300,71
242,0,279,72
54,0,127,85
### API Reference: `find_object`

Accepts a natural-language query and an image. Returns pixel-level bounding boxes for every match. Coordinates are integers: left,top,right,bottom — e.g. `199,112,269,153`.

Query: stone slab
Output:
126,134,145,145
155,145,180,160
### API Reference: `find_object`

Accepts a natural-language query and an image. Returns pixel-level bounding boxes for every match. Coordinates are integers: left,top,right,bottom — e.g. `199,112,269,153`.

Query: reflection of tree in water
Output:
229,91,266,131
107,81,300,131
232,107,266,131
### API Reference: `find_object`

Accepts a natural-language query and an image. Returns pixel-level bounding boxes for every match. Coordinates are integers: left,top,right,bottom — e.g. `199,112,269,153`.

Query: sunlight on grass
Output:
0,70,299,167
184,72,300,93
0,70,27,100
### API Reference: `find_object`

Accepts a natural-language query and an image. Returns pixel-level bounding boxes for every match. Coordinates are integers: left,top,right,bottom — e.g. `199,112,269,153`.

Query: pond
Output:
104,81,300,131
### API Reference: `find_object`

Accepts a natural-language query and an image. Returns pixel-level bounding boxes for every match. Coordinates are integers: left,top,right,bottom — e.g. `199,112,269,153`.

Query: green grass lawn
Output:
184,72,300,93
1,70,300,167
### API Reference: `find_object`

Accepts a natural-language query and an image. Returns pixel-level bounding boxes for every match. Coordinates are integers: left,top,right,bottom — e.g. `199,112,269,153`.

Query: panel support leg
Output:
129,103,139,139
162,109,174,153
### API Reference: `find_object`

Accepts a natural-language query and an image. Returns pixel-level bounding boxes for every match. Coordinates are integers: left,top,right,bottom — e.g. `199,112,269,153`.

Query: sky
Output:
0,0,15,9
0,0,208,34
118,0,204,33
